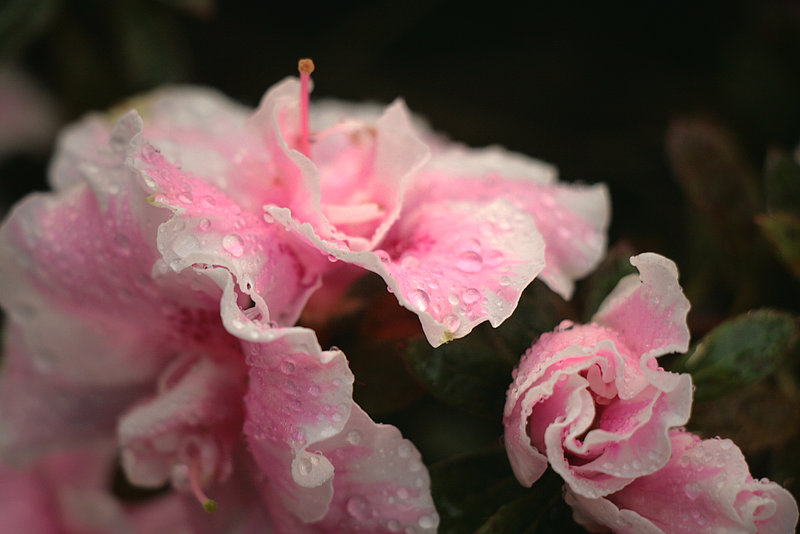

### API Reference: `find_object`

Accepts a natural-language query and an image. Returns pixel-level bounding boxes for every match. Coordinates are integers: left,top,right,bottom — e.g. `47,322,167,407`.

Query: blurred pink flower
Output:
503,253,693,498
565,429,799,534
0,67,59,162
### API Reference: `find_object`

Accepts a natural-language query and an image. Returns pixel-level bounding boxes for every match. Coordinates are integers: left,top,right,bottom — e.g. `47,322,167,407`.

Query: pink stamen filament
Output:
298,58,315,157
187,460,217,513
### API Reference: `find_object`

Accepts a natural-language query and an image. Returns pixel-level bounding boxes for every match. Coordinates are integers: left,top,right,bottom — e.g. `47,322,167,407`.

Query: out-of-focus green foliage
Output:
403,281,568,419
673,309,797,401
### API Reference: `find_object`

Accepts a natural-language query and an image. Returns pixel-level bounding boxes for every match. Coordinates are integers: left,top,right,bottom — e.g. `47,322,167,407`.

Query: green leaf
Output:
756,212,800,281
673,309,797,400
475,487,585,534
764,150,800,214
402,281,568,419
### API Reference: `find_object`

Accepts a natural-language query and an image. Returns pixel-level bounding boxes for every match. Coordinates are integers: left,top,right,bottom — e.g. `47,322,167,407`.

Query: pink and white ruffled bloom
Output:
565,430,799,534
0,80,438,532
128,71,609,347
503,253,694,498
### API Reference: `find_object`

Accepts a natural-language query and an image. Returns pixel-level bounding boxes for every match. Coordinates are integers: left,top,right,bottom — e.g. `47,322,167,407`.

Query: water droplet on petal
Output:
397,442,412,458
418,514,437,529
346,495,370,519
447,294,459,305
178,191,193,204
685,481,701,500
462,288,481,305
387,519,401,532
222,234,245,257
327,254,338,263
198,218,211,231
298,457,313,475
443,314,461,333
375,249,391,262
346,430,362,445
409,289,430,312
280,360,295,374
457,251,483,273
397,487,409,499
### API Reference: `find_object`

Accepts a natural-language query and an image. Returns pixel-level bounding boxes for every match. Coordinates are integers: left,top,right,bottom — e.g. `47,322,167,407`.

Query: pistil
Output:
298,58,315,157
187,459,218,513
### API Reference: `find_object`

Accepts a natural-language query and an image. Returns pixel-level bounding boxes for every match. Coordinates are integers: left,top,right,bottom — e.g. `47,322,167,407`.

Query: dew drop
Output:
409,289,430,312
202,195,216,207
375,249,391,262
177,191,193,204
298,457,313,475
327,254,338,263
346,495,370,519
685,481,701,500
418,514,436,529
462,288,481,305
443,314,461,333
397,487,410,499
280,360,295,374
346,430,362,445
397,442,412,458
387,519,401,532
309,385,321,396
222,234,245,257
457,251,483,273
447,293,459,305
198,218,211,232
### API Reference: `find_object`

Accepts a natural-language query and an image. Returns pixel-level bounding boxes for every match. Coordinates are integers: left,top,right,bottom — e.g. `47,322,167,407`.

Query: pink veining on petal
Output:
565,430,800,534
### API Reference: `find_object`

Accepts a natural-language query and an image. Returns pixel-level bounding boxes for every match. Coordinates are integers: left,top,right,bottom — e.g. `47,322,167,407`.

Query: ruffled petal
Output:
308,403,439,534
117,353,246,490
269,198,546,346
0,112,231,387
243,328,355,523
504,323,692,498
566,430,799,534
135,139,321,334
593,253,691,362
413,145,611,298
243,328,437,532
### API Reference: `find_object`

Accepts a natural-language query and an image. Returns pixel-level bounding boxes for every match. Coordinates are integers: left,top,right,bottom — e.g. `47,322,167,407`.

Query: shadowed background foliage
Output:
2,1,800,532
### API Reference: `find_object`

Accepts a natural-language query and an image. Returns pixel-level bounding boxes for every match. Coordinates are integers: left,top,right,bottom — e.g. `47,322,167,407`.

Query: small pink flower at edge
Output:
565,429,799,534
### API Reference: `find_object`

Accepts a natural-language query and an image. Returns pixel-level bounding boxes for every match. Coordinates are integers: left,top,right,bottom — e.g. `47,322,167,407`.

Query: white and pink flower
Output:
503,253,694,498
565,429,799,534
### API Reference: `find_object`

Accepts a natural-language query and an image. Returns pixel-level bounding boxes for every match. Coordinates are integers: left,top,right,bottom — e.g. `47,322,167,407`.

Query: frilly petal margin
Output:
131,115,322,334
565,430,800,534
412,146,611,299
503,323,692,498
594,253,691,363
268,198,546,346
243,328,437,533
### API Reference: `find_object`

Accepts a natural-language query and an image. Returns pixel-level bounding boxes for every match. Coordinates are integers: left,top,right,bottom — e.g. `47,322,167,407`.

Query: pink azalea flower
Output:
0,85,437,532
129,63,610,347
503,253,694,498
565,429,800,534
